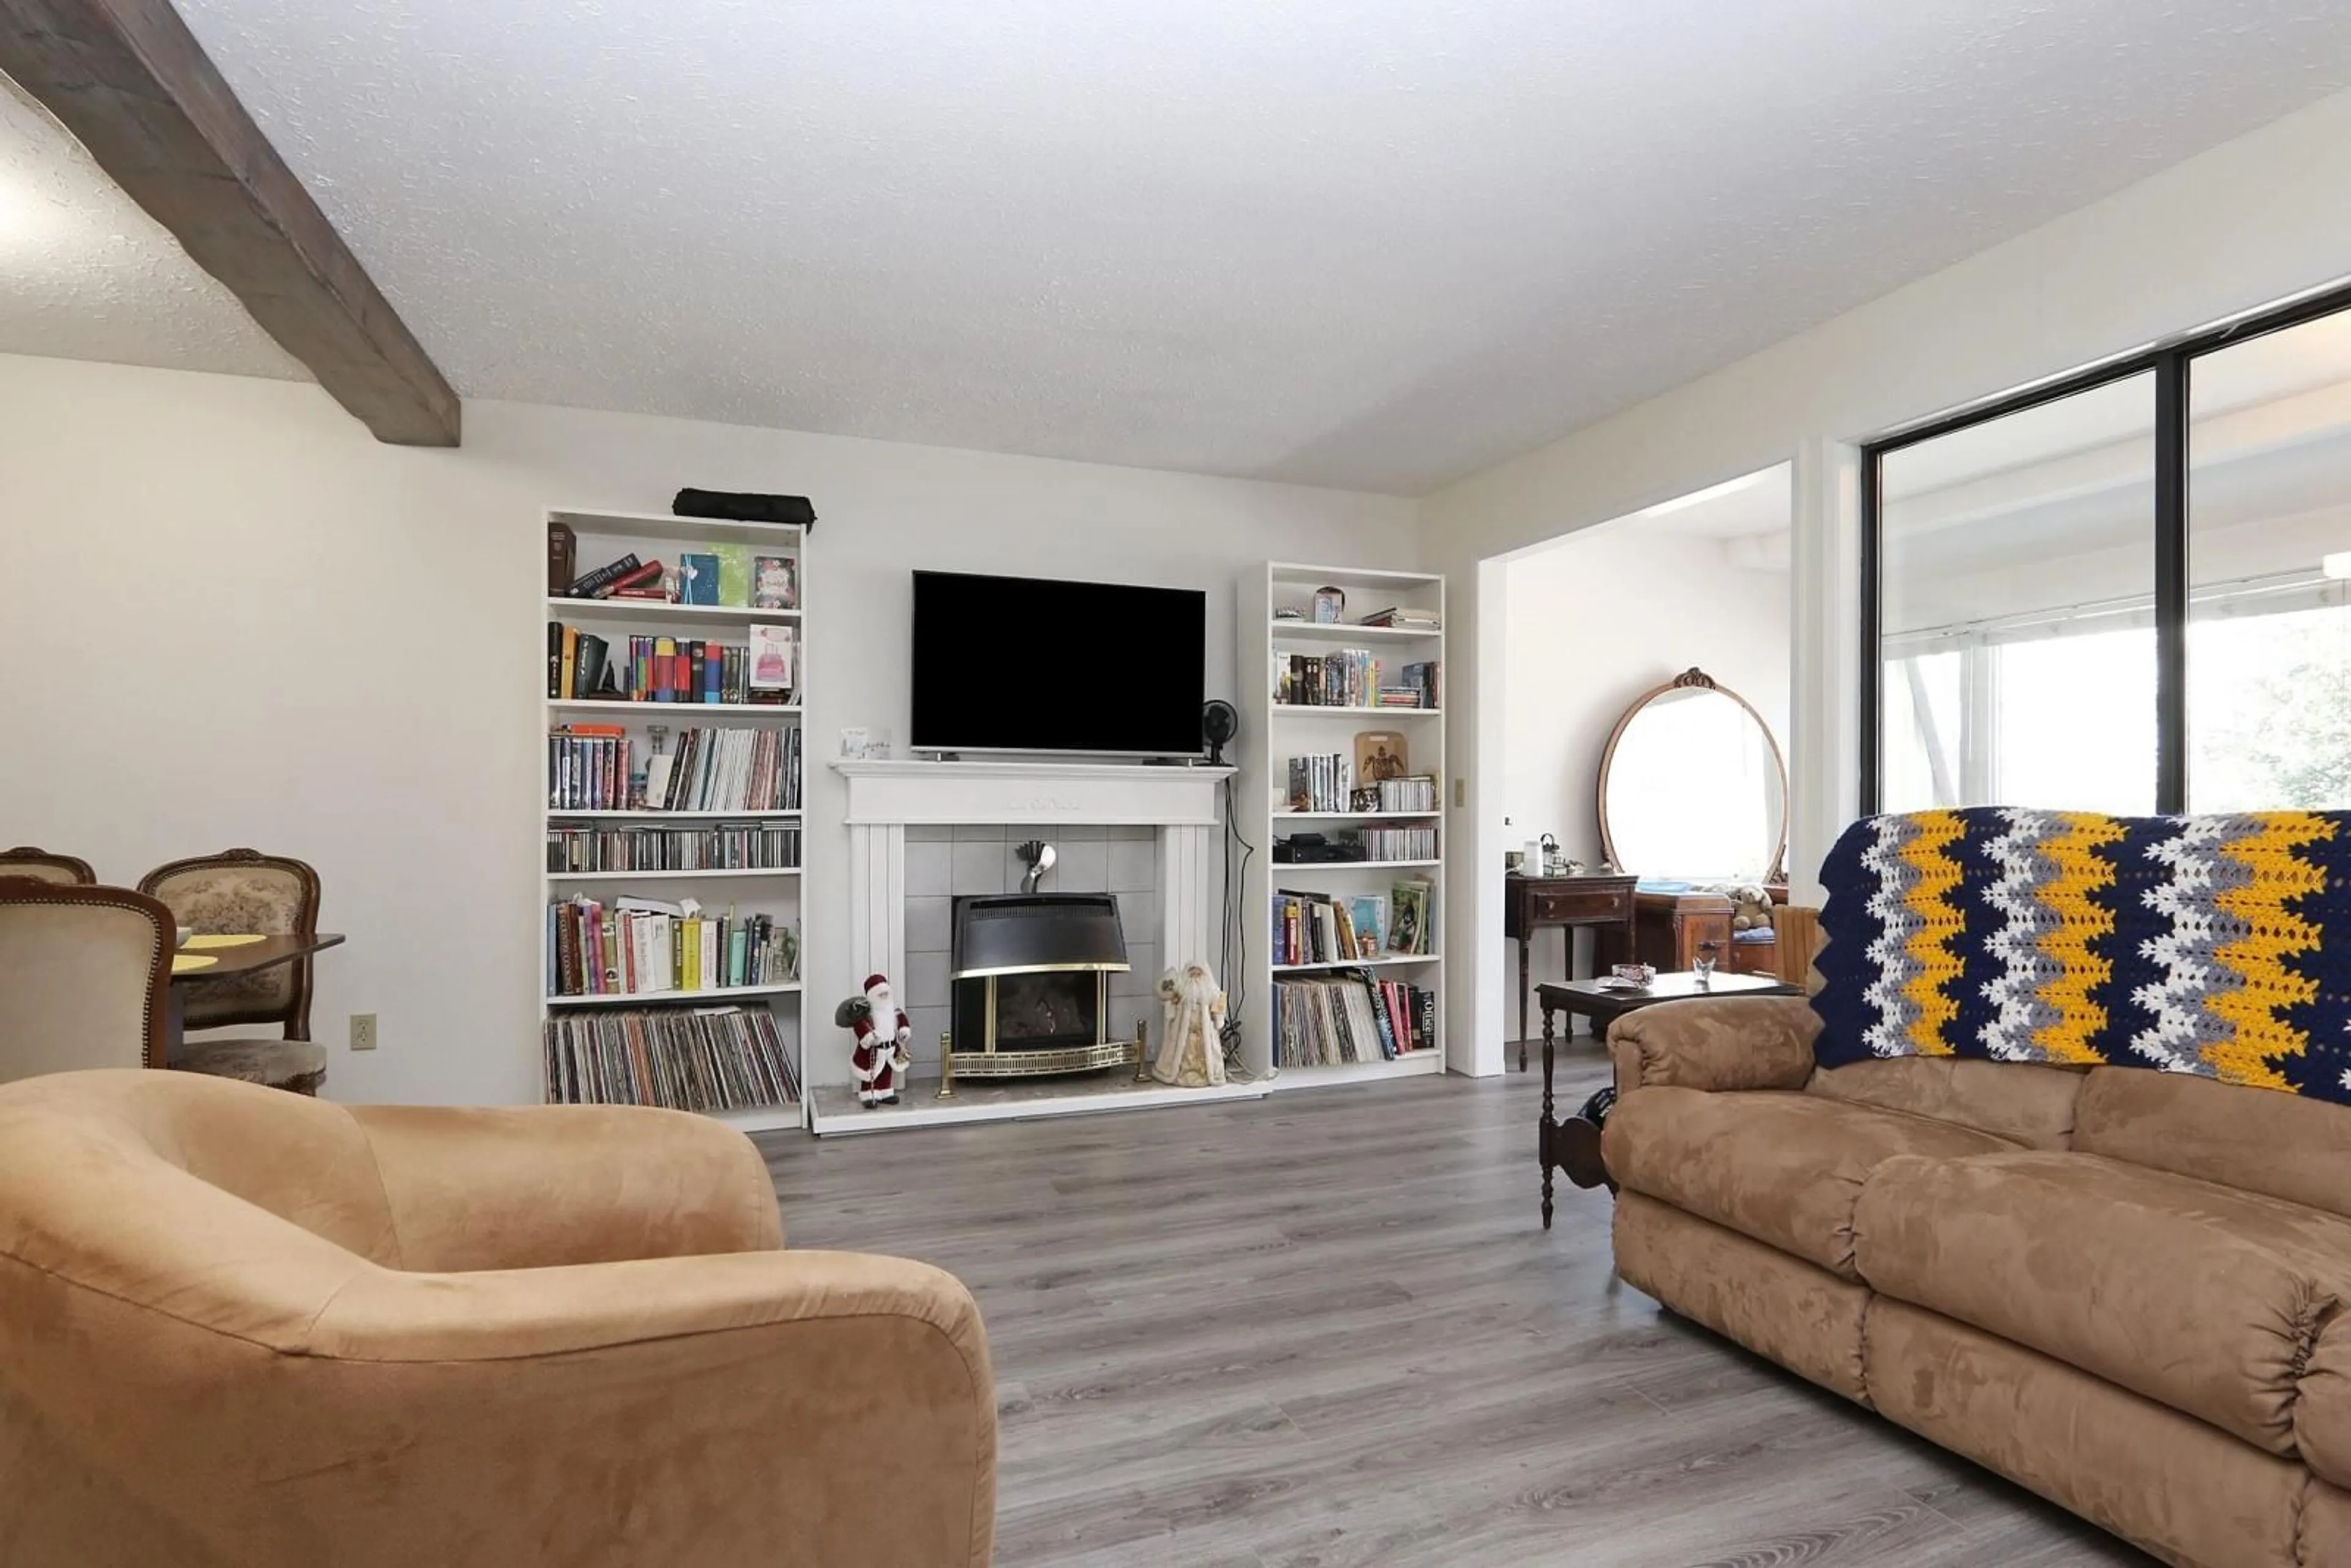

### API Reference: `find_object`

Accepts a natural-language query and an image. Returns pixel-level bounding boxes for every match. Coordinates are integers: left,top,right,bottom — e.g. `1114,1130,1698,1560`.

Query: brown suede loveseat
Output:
1602,994,2351,1568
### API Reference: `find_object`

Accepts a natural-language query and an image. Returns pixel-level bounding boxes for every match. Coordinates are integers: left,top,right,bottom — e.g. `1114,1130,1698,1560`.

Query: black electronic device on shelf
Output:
1273,833,1367,865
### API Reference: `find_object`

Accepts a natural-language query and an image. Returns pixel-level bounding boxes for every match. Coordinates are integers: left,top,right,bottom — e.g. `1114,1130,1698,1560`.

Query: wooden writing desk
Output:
1502,872,1636,1068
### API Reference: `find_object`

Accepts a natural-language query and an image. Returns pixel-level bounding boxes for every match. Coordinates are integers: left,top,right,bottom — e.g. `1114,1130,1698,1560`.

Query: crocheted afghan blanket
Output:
1814,808,2351,1101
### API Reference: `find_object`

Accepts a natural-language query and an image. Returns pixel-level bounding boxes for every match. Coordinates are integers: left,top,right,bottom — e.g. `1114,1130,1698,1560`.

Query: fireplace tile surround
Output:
901,823,1162,1068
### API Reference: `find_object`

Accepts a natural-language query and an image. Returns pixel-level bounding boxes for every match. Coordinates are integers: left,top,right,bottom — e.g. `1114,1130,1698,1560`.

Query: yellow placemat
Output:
182,934,266,950
170,954,218,973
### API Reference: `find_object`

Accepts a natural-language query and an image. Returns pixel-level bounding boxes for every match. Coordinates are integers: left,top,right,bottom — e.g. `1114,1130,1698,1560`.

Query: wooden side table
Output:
1534,971,1800,1229
1503,872,1637,1069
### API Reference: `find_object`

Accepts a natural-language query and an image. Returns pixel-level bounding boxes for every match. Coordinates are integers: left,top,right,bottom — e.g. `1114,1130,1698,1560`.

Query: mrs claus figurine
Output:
1152,962,1229,1088
838,973,913,1108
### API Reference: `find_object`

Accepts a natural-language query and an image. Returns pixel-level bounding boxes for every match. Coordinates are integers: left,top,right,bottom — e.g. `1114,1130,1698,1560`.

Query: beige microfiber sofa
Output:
1600,995,2351,1568
0,1069,996,1568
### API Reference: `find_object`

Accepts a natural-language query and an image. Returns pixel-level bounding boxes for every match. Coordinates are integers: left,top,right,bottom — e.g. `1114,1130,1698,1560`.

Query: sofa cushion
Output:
1865,1298,2315,1568
1853,1149,2351,1458
2075,1065,2351,1221
1809,1056,2087,1152
1602,1087,2018,1281
1614,1192,1870,1402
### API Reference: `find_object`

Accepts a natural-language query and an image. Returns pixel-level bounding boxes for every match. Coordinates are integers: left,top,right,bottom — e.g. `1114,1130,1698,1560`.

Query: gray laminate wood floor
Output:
759,1055,2151,1568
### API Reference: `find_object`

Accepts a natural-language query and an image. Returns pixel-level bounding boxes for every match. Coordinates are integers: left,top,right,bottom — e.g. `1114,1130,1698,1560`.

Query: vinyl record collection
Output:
542,1005,800,1111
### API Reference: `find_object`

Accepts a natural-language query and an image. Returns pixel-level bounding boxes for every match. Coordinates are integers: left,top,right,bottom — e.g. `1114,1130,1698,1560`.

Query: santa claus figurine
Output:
838,973,913,1108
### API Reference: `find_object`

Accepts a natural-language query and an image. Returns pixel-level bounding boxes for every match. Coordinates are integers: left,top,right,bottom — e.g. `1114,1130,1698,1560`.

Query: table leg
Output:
1517,939,1529,1070
1539,1002,1558,1231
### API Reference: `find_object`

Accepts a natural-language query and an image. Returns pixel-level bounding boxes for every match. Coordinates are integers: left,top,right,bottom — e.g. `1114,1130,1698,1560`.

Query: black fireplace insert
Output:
944,892,1141,1089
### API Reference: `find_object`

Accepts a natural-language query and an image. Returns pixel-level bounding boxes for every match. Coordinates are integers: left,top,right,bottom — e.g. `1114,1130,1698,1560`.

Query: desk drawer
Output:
1532,888,1629,923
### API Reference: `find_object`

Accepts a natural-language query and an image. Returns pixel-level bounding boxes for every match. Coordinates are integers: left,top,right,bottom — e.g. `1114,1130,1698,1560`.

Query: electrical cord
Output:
1219,773,1256,1076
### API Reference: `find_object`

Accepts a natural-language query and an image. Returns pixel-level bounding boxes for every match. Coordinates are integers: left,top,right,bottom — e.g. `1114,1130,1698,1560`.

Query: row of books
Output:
1275,650,1384,708
547,896,800,997
1272,976,1438,1066
1273,653,1440,709
1357,824,1438,861
547,725,804,813
548,625,798,704
1387,662,1439,708
546,823,802,873
553,541,800,610
1272,880,1433,966
1286,753,1357,814
542,1005,800,1111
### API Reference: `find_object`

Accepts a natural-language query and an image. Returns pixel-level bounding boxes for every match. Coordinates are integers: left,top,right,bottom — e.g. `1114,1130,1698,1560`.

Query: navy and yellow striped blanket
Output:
1815,808,2351,1101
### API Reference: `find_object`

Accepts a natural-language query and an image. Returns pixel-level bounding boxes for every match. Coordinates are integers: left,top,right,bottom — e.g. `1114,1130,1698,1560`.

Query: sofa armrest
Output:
1608,994,1820,1093
314,1251,994,1568
37,1248,996,1568
348,1101,783,1271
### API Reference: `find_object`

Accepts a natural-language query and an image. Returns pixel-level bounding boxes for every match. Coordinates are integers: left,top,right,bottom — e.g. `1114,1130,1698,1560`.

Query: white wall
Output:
0,353,1416,1106
1422,86,2351,1078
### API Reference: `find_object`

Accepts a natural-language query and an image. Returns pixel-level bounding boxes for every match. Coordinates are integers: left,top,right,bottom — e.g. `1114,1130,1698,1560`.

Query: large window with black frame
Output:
1863,288,2351,816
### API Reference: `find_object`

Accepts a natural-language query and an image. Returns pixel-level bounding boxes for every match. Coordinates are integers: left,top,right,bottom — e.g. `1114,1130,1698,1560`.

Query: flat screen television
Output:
910,570,1207,756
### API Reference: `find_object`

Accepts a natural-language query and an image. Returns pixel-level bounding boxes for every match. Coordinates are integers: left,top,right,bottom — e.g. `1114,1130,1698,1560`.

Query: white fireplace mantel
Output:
833,758,1232,828
827,760,1237,1131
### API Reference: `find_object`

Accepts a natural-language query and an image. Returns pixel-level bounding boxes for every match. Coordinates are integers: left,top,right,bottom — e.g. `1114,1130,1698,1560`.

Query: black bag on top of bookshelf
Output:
672,489,817,530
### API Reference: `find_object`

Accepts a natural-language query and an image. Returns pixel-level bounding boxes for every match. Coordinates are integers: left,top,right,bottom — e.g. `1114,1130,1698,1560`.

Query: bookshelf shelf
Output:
543,506,809,1130
1269,620,1441,642
1271,954,1442,974
546,809,803,820
1243,562,1447,1079
1266,1051,1445,1089
547,508,807,549
1269,704,1442,717
549,699,802,715
547,868,803,882
546,981,805,1007
546,596,802,626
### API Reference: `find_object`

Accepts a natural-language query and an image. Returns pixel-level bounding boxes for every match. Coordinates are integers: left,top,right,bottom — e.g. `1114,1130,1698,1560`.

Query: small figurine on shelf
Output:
838,973,913,1108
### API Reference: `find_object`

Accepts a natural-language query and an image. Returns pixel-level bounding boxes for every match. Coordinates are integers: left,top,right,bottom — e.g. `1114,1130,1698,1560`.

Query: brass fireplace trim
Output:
936,973,1146,1099
951,959,1133,981
948,1035,1145,1080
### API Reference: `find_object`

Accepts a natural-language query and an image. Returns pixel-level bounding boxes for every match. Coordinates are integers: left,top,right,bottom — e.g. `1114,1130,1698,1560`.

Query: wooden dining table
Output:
165,932,345,1057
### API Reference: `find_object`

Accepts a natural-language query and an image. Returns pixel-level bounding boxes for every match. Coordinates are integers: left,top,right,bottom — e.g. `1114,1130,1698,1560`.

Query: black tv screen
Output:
911,570,1207,756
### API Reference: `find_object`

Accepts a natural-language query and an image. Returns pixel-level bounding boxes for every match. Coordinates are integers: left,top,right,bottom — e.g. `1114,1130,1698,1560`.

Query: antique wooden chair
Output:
0,879,172,1079
137,849,327,1095
0,846,96,885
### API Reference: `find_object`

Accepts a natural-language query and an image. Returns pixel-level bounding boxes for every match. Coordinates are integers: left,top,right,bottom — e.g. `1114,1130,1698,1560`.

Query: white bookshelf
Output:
1240,562,1447,1085
541,508,810,1134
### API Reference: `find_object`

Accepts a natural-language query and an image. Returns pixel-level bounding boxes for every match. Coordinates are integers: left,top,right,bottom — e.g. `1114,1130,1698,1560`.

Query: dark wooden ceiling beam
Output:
0,0,460,445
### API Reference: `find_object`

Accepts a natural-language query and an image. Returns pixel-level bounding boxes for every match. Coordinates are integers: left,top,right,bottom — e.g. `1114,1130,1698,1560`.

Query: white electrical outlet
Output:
350,1013,378,1052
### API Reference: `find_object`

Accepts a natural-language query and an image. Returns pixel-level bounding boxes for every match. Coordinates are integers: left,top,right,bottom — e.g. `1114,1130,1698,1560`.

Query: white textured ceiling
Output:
18,3,2351,493
0,73,302,381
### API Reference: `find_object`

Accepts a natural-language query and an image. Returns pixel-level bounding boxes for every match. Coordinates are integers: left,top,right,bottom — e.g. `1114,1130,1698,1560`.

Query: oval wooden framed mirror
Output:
1596,668,1787,883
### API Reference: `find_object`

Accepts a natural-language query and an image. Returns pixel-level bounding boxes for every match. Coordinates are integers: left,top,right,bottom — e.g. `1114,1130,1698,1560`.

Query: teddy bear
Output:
1726,884,1775,934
